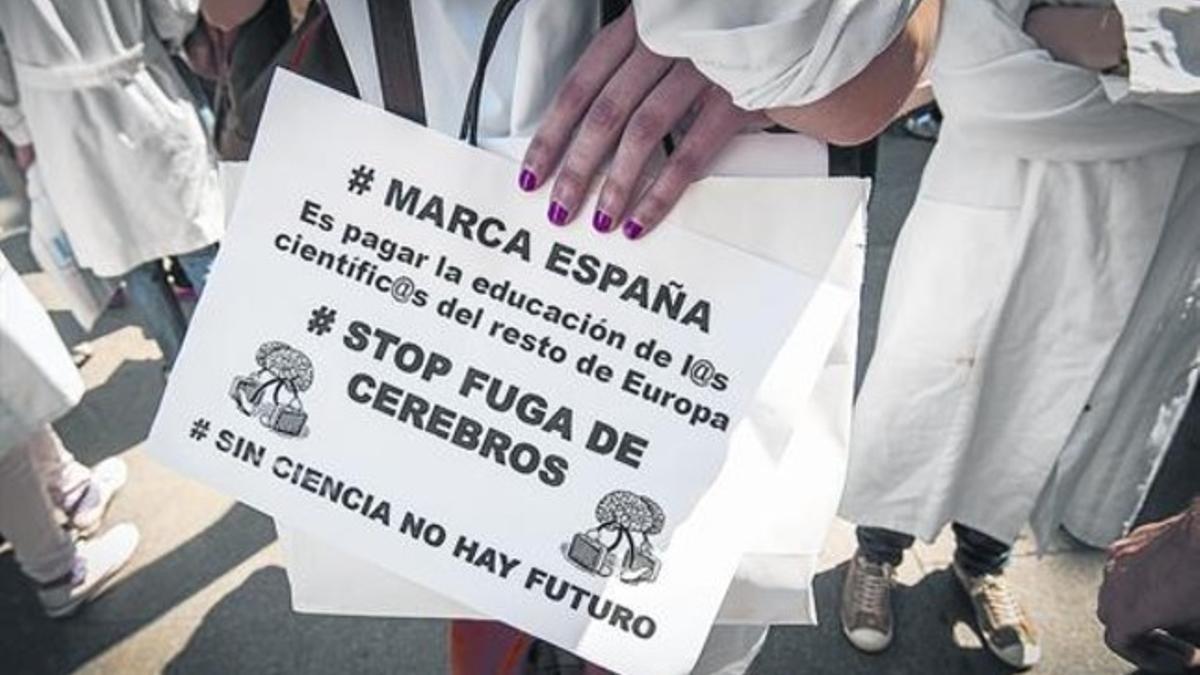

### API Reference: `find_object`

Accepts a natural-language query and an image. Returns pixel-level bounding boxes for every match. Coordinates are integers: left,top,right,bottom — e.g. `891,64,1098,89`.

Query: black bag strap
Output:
459,0,523,145
459,0,630,146
368,0,427,125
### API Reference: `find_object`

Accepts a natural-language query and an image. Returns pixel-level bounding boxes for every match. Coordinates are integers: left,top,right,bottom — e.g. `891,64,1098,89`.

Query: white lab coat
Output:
279,2,895,673
632,0,916,109
0,251,84,457
1034,0,1200,546
0,0,223,278
840,0,1200,547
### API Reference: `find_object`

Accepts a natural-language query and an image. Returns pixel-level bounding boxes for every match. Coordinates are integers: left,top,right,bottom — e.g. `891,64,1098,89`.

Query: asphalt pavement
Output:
2,128,1194,674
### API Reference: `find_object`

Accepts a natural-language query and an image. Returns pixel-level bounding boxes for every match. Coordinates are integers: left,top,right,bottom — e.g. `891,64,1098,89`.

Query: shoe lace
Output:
978,577,1023,628
854,562,892,614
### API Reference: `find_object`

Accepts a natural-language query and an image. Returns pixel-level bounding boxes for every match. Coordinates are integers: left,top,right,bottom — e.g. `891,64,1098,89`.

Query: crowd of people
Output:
0,0,1197,673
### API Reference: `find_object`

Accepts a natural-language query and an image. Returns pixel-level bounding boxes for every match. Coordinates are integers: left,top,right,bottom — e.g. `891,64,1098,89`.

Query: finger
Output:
548,42,673,226
593,61,708,232
520,10,636,195
622,87,752,239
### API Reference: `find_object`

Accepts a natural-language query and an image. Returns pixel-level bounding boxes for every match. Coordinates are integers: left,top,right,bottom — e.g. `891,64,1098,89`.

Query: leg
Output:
174,243,220,295
0,428,76,585
856,525,916,567
26,426,90,508
842,526,916,653
0,428,140,618
26,428,127,537
951,522,1012,577
951,523,1039,668
120,260,187,366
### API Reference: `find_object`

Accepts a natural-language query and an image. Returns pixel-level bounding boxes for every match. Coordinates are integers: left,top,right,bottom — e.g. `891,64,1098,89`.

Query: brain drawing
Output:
595,490,665,534
255,341,315,391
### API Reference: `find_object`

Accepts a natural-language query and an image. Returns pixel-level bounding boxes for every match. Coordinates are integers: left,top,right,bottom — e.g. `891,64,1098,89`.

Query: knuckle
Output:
638,195,670,222
600,177,630,206
702,84,734,108
555,168,586,197
627,109,666,144
669,150,705,184
524,136,552,165
585,95,623,132
556,78,591,113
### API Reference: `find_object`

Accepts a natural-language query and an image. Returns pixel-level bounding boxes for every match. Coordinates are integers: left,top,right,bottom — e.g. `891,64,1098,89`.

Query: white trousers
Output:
0,426,88,583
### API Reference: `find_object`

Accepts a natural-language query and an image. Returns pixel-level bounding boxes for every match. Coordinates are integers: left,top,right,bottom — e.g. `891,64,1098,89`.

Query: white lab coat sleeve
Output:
142,0,199,46
934,0,1200,162
631,0,916,110
1114,0,1200,97
1097,1,1200,124
0,34,30,146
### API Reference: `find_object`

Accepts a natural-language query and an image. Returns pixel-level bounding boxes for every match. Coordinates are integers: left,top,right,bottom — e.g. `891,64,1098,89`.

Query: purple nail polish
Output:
548,201,569,226
623,219,644,240
593,210,613,232
519,169,538,192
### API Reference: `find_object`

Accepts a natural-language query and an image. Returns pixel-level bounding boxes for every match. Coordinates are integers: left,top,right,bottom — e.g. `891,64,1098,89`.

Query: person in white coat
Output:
0,1,225,367
203,1,939,673
0,251,139,618
837,0,1200,668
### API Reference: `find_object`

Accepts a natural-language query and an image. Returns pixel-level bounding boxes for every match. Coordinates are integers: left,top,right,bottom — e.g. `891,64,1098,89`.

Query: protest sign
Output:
275,136,865,629
148,71,832,674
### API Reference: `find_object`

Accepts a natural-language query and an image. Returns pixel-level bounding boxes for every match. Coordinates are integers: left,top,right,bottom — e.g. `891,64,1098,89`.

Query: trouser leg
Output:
119,260,187,366
175,243,219,295
448,621,608,675
0,428,76,584
448,621,531,675
25,426,89,509
856,526,916,567
951,523,1012,577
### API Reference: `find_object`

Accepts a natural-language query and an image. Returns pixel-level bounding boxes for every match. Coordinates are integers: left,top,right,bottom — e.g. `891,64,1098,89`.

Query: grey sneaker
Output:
38,523,139,619
63,457,128,538
841,553,896,653
954,562,1041,669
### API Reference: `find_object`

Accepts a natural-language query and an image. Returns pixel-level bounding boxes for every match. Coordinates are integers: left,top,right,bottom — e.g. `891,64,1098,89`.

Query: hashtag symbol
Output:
190,418,211,441
347,164,375,195
308,305,337,336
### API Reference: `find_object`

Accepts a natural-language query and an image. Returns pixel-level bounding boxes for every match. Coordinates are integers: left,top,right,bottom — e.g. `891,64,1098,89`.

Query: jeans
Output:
118,243,219,367
856,523,1011,577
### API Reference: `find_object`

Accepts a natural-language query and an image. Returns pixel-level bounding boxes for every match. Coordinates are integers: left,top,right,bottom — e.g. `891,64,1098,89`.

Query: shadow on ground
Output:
164,566,445,674
54,358,165,465
0,505,275,674
754,565,1016,675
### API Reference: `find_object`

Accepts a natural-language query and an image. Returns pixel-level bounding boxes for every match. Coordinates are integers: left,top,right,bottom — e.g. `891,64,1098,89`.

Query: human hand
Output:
14,144,34,172
1024,6,1126,72
1098,503,1200,671
519,9,767,240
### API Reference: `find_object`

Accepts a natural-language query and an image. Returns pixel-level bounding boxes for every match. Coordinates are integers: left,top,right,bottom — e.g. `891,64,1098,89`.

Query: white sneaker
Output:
64,457,128,538
953,562,1042,669
840,553,896,653
38,523,139,619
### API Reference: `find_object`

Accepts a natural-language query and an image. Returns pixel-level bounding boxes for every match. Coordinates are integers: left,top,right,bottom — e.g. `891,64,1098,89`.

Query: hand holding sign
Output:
518,9,767,239
149,71,856,675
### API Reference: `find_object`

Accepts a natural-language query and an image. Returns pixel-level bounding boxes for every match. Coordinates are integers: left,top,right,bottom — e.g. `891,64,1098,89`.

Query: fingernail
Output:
548,201,569,226
623,219,644,240
593,210,613,232
519,169,538,192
